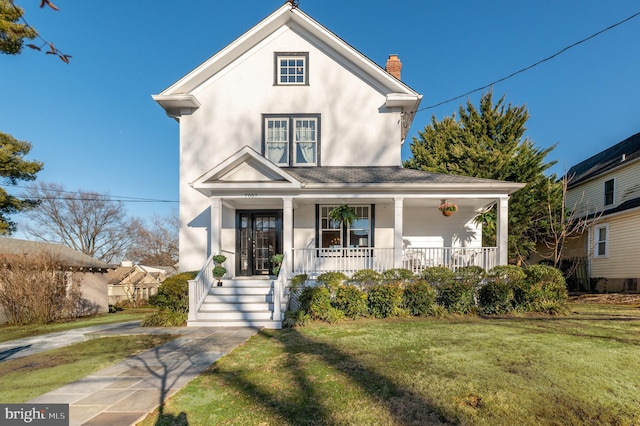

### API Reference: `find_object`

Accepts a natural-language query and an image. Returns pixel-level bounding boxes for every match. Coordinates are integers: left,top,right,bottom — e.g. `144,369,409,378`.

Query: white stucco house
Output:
153,3,523,327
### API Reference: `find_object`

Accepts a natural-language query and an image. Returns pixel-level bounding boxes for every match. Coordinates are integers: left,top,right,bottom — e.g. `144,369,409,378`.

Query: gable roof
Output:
153,3,422,132
566,132,640,188
0,237,113,271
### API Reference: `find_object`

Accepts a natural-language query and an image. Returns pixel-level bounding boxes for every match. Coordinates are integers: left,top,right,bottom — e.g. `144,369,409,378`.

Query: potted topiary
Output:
212,254,227,286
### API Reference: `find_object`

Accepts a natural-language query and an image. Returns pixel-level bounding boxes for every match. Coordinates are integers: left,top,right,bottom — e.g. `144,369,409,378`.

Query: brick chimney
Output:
385,54,402,79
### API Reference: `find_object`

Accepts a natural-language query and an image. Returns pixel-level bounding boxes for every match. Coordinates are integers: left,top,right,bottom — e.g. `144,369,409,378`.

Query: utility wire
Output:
418,10,640,111
5,183,178,204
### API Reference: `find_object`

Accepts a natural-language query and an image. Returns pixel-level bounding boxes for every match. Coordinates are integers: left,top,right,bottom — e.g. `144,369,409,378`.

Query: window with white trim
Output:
275,52,308,85
319,205,371,249
594,224,609,258
263,115,319,166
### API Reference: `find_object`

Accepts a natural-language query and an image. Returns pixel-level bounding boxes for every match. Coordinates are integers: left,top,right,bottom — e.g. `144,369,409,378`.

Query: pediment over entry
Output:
190,146,302,194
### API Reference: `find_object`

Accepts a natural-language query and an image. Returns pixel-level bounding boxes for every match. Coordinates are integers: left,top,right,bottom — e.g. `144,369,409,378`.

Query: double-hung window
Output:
318,205,372,249
275,52,308,85
263,115,319,166
594,224,609,258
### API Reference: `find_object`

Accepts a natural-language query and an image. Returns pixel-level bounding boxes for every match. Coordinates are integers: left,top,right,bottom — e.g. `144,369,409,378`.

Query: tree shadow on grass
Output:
206,328,451,425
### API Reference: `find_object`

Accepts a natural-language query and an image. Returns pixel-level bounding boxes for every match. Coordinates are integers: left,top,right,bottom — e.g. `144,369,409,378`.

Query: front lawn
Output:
141,302,640,425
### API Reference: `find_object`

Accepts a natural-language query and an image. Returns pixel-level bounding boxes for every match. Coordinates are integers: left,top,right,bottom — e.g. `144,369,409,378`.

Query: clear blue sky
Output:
2,0,639,234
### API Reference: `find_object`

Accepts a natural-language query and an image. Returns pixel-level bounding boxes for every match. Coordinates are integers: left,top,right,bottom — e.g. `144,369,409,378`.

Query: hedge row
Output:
284,265,568,327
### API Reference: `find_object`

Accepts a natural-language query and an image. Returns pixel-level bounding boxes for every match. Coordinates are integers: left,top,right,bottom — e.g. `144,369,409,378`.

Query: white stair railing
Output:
187,254,215,321
272,252,291,321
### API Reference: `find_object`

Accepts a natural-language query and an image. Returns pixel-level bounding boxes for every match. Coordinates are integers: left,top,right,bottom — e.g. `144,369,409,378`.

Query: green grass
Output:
0,308,155,343
0,334,177,403
141,303,640,426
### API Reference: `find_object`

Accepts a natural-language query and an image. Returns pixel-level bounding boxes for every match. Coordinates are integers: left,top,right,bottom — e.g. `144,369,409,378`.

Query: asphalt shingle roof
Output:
566,132,640,188
282,166,504,185
0,237,113,270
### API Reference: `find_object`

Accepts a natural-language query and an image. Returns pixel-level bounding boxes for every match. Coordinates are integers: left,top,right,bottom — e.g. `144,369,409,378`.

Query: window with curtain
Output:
263,114,319,166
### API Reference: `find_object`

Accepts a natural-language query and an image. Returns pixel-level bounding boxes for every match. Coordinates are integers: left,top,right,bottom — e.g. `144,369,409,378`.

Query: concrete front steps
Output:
188,278,286,329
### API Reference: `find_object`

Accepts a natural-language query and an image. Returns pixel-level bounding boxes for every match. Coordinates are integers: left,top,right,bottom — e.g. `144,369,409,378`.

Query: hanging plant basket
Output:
328,204,358,227
438,201,458,217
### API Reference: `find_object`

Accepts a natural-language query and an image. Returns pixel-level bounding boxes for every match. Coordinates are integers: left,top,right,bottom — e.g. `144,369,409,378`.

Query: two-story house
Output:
153,3,523,327
565,131,640,293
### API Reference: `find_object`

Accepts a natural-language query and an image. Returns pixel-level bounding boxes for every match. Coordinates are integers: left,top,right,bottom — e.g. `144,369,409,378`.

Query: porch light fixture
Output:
438,200,458,217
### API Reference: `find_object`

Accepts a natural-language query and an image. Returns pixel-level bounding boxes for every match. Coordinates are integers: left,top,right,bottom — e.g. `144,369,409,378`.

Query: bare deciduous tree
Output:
23,182,141,263
127,211,179,266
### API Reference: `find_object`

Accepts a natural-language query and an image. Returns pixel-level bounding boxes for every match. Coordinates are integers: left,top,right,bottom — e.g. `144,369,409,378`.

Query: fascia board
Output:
299,182,525,194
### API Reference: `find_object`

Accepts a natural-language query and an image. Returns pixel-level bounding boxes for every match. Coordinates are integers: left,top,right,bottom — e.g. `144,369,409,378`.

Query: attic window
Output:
275,52,308,85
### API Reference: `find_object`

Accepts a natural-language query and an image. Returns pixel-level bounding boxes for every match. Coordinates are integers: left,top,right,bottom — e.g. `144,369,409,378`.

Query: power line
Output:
5,183,178,204
418,10,640,112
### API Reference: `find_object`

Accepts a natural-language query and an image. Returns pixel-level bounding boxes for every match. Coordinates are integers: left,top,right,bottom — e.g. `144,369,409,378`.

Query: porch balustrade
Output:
292,247,497,276
188,253,216,321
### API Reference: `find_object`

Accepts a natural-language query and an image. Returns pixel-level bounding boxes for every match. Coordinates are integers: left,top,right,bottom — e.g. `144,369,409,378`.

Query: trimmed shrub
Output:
456,266,486,286
382,268,415,284
403,279,437,316
334,285,369,319
141,310,187,327
368,283,404,318
316,271,347,297
437,280,476,314
523,265,568,314
349,269,382,289
478,281,514,314
149,271,197,313
299,286,332,320
422,267,456,287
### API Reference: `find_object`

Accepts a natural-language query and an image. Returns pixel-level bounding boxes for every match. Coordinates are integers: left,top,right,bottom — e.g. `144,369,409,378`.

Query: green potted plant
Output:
212,254,227,286
328,204,358,227
271,253,284,276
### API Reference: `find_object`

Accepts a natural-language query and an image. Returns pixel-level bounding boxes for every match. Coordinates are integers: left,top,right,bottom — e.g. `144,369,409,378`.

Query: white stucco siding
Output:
403,205,482,248
182,25,401,176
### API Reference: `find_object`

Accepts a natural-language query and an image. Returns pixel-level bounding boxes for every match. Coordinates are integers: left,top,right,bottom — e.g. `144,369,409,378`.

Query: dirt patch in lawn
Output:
569,293,640,305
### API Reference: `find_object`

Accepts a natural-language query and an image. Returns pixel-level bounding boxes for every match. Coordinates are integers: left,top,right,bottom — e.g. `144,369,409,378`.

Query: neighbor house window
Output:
275,52,308,85
604,179,614,206
594,224,609,258
263,114,319,166
318,205,372,249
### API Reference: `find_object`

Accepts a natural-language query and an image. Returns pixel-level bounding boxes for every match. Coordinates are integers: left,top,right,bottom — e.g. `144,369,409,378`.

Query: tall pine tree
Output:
404,92,561,264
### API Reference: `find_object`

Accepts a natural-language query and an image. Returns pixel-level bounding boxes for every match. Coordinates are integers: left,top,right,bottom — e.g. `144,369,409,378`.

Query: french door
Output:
236,210,282,276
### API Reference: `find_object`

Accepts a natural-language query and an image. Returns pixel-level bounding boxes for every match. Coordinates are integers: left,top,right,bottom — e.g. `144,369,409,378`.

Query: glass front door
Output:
237,210,282,276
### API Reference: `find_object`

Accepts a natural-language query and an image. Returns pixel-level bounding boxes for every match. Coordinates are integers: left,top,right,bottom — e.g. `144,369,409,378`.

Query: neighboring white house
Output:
565,131,640,292
153,3,523,327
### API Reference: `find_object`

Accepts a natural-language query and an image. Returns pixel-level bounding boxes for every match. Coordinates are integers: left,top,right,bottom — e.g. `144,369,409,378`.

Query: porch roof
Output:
282,166,522,192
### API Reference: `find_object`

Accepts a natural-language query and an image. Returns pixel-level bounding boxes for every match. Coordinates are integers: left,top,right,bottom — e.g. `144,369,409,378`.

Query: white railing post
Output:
188,279,197,321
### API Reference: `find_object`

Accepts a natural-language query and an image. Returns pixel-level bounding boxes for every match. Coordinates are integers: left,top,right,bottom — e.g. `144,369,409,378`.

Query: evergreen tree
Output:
0,0,37,54
404,92,561,264
0,131,43,234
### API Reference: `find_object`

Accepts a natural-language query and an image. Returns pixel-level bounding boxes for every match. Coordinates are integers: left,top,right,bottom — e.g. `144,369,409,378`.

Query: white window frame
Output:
275,52,308,85
593,223,609,258
264,117,289,166
293,118,317,166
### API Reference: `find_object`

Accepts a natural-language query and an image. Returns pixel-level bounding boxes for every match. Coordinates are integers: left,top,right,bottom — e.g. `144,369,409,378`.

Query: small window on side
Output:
275,52,308,85
604,179,614,206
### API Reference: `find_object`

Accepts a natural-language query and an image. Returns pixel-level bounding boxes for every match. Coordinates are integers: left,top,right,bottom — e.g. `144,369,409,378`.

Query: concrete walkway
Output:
2,323,259,425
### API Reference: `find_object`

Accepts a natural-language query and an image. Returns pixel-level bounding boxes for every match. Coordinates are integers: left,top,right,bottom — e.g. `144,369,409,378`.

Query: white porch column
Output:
282,197,293,274
209,196,222,256
394,197,404,268
496,196,509,265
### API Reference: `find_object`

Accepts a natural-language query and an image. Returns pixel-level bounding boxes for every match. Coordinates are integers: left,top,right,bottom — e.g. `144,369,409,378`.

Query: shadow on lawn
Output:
209,328,449,425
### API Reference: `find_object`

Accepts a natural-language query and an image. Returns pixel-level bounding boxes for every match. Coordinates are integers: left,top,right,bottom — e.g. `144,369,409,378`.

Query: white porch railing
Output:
292,247,497,276
402,247,497,274
272,251,291,322
293,248,395,276
188,254,215,321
